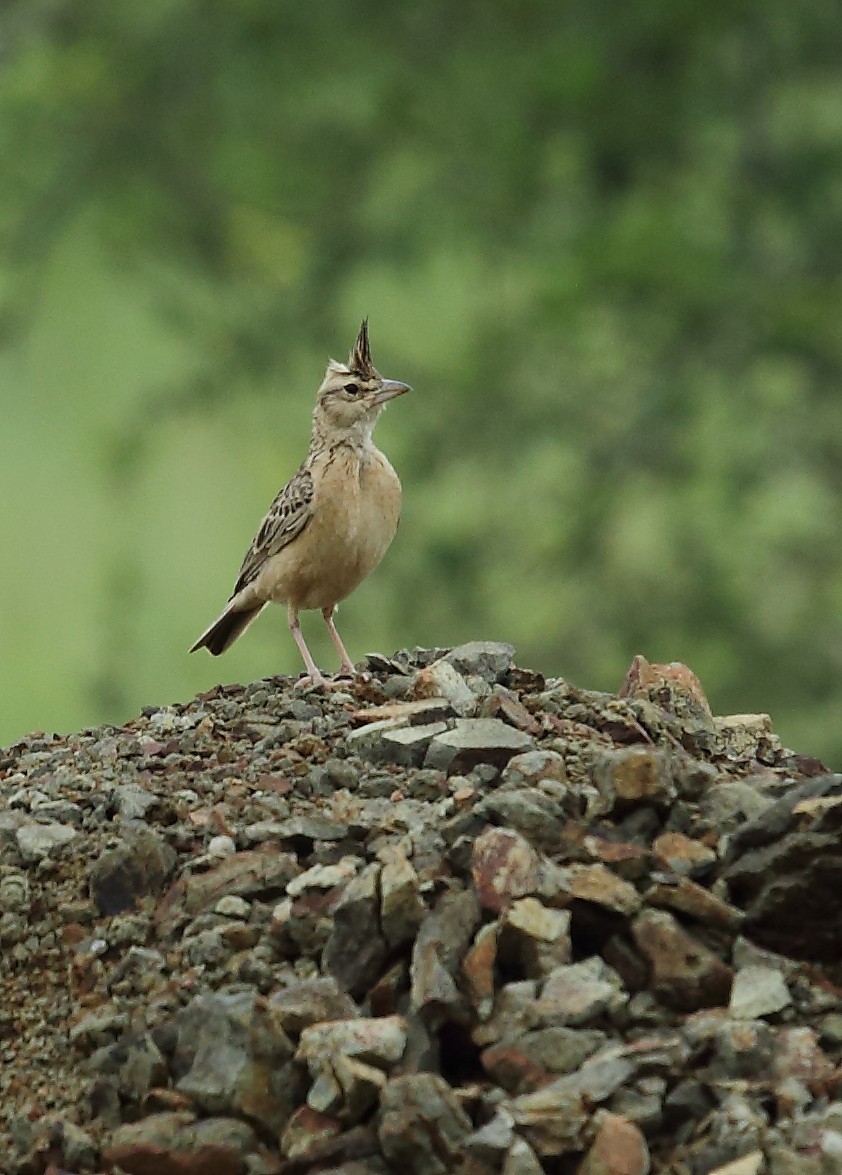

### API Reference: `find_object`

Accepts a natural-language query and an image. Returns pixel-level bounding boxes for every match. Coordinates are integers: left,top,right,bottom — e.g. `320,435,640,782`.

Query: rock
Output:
296,1015,408,1072
16,819,78,861
503,750,567,787
631,909,733,1011
425,719,534,774
537,959,627,1027
510,1049,635,1156
280,1107,342,1161
567,863,642,916
322,864,388,997
502,1137,545,1175
89,827,177,915
477,789,567,847
378,1073,472,1175
481,1026,605,1091
701,781,775,834
376,722,450,767
707,1153,764,1175
471,827,544,914
497,896,571,977
578,1110,650,1175
715,714,775,758
172,990,301,1135
652,831,716,877
90,1031,168,1099
729,965,792,1019
379,851,426,947
595,747,676,811
412,661,479,716
723,776,842,962
644,875,743,929
444,641,517,683
411,888,480,1021
269,976,359,1034
102,1112,258,1175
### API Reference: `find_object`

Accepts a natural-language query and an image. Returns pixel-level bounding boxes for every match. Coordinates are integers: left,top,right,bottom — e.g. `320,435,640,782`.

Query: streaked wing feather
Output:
233,465,315,593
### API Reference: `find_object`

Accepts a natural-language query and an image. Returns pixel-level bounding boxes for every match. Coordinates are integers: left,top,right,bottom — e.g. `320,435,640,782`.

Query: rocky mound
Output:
1,643,841,1175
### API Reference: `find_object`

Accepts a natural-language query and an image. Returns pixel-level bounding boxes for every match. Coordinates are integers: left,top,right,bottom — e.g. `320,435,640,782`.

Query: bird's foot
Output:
294,672,327,691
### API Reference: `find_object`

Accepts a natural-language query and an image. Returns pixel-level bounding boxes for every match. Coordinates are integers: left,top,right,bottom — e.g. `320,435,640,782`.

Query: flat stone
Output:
377,722,450,767
715,714,774,758
268,977,359,1034
280,1106,342,1161
729,965,791,1020
645,875,743,929
425,719,533,774
411,889,480,1020
567,863,642,916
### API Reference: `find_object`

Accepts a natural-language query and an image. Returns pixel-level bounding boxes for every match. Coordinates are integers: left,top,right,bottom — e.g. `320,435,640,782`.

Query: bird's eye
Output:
343,383,360,395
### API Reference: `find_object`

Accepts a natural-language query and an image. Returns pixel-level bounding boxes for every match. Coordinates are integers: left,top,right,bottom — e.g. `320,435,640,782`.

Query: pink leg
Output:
322,607,356,677
288,606,325,686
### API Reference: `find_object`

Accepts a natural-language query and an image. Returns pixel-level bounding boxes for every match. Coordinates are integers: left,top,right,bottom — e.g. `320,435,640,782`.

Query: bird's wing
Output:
232,464,315,595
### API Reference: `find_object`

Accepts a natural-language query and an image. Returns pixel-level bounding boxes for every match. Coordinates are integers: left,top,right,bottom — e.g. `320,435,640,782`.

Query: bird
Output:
189,319,411,687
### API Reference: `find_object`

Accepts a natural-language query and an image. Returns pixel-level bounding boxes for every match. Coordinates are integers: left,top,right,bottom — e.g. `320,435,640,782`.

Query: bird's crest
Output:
347,317,374,377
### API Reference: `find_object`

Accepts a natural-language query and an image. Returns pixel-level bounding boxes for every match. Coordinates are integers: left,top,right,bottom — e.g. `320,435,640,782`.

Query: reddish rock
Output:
102,1112,255,1175
578,1111,650,1175
631,909,733,1011
645,876,743,930
652,832,716,877
566,864,641,916
472,827,543,914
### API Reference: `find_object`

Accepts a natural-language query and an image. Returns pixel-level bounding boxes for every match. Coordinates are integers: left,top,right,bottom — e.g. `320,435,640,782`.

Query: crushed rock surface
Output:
1,642,840,1175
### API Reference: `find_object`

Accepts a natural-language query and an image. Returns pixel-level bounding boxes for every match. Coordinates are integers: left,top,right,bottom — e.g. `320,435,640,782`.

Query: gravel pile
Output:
2,642,841,1175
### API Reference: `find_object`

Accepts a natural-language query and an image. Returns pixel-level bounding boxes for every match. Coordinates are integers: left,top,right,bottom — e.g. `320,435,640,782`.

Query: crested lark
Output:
190,319,411,685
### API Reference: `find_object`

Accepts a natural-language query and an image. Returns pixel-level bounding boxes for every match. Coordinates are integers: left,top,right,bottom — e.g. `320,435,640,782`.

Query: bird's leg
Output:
322,606,356,678
288,606,325,687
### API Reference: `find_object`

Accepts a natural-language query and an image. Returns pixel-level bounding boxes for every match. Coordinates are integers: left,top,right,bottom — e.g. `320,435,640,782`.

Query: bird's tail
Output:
189,601,266,656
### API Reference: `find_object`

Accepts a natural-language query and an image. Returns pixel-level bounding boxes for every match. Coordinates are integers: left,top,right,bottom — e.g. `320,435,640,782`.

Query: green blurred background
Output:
2,1,842,763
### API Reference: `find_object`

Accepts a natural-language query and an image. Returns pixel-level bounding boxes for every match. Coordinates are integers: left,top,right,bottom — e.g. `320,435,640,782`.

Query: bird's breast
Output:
284,445,402,610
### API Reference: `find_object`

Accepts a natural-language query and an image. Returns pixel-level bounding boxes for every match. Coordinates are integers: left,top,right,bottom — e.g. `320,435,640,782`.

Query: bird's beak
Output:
372,379,412,406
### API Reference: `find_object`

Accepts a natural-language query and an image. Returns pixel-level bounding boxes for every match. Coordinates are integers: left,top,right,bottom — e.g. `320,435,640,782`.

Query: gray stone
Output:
477,788,566,847
729,965,792,1019
172,990,301,1135
502,1137,545,1175
425,719,533,774
16,820,77,862
88,827,176,915
379,852,426,948
322,863,388,997
377,722,449,767
444,641,517,683
537,959,627,1027
378,1073,472,1175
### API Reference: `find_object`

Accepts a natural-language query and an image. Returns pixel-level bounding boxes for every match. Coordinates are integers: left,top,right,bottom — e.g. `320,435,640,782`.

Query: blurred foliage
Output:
2,0,842,762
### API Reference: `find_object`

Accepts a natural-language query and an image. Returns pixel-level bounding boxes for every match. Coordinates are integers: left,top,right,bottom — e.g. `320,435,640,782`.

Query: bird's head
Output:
313,319,411,443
